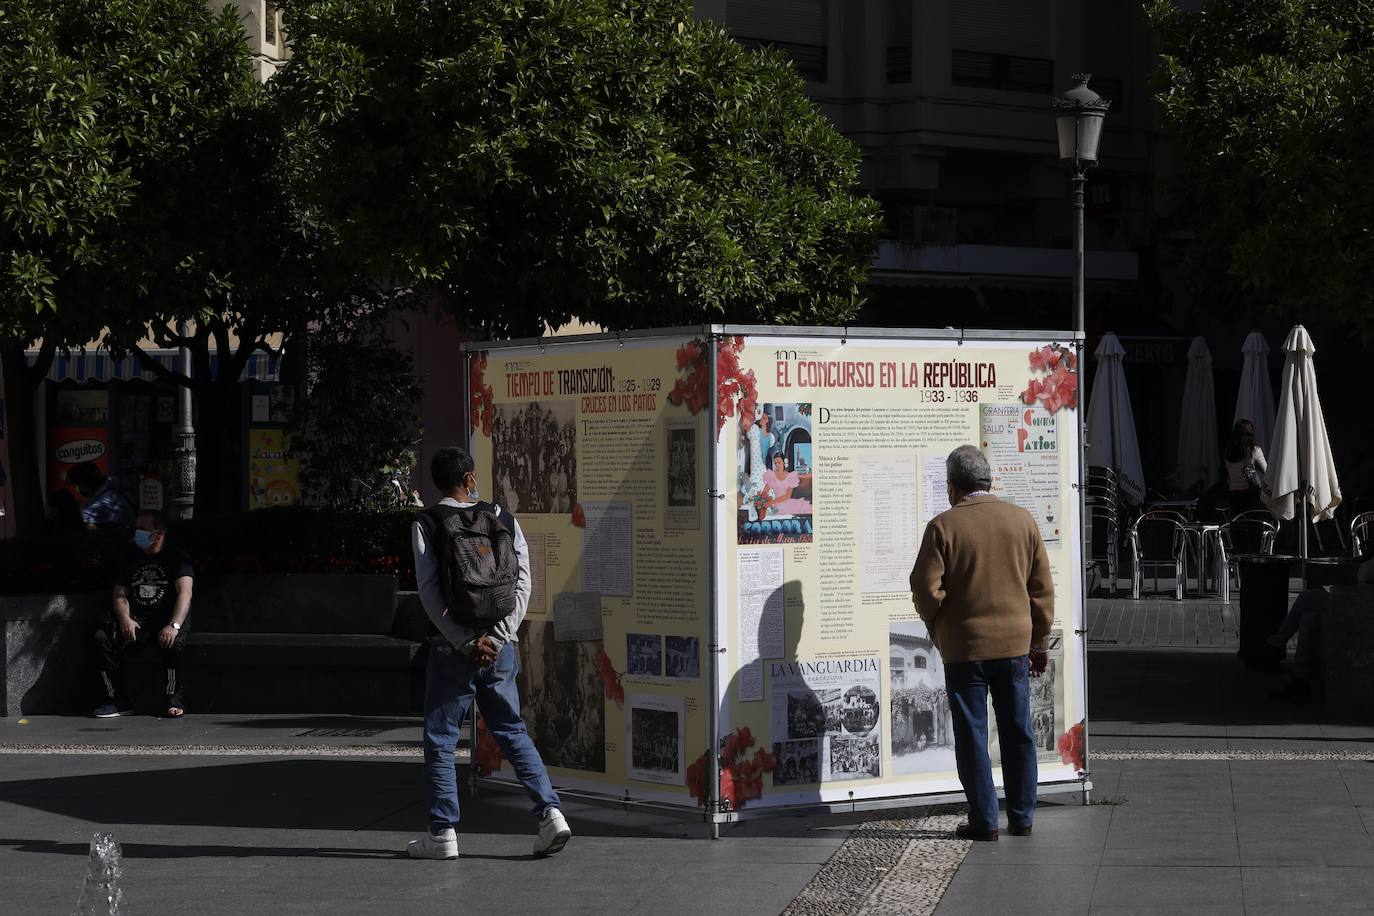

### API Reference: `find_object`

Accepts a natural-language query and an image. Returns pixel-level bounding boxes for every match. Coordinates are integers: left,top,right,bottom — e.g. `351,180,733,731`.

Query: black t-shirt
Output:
120,547,194,624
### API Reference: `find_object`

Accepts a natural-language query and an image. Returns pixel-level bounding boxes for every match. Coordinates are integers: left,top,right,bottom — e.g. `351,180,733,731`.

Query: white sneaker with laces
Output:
533,808,572,857
407,827,458,860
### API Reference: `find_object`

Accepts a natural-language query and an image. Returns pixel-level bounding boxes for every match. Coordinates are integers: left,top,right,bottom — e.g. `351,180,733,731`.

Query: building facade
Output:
697,0,1166,334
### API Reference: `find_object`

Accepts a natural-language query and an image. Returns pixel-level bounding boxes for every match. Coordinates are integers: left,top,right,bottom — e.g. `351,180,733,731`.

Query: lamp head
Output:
1052,73,1111,166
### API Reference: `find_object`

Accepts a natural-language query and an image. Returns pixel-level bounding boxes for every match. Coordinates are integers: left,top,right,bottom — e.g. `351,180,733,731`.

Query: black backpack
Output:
419,502,519,629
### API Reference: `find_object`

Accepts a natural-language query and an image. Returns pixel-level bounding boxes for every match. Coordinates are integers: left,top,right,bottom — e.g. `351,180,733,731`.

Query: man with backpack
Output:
408,446,571,860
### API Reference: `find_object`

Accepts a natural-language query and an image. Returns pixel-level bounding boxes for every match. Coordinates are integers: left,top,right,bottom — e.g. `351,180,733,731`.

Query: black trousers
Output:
94,617,189,706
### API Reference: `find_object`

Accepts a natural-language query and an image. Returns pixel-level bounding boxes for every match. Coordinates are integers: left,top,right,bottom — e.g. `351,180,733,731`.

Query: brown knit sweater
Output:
909,494,1055,663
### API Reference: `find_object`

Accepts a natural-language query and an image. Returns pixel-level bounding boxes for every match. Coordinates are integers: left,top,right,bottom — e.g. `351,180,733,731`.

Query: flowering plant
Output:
686,726,777,811
1057,720,1086,773
750,492,771,519
668,336,758,438
1021,344,1078,413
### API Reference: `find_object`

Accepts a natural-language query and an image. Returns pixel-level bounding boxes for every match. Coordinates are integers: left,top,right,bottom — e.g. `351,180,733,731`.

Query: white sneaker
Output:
533,808,572,857
407,827,458,860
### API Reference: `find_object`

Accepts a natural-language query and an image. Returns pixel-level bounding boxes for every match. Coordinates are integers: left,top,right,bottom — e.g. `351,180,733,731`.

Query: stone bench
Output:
178,573,418,714
1321,585,1374,721
2,574,424,716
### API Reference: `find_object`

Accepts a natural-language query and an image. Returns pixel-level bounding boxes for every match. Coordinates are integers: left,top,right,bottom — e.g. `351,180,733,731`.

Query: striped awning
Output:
26,348,280,383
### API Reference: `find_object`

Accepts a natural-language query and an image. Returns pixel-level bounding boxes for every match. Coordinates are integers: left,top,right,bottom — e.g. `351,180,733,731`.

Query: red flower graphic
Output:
686,726,777,811
469,351,495,436
668,336,758,439
595,650,624,709
570,502,586,528
1057,720,1086,773
474,716,503,775
1022,344,1079,414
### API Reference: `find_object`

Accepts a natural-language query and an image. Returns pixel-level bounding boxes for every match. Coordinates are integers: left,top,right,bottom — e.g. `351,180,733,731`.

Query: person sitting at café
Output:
1268,556,1374,702
92,510,193,718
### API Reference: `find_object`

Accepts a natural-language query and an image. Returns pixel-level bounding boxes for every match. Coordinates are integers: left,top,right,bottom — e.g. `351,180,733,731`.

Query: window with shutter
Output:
727,0,829,82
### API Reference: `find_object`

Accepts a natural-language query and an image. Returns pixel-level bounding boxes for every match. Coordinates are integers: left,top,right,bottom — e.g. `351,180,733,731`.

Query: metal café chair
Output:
1128,510,1196,600
1352,511,1374,560
1216,511,1279,603
1086,493,1120,595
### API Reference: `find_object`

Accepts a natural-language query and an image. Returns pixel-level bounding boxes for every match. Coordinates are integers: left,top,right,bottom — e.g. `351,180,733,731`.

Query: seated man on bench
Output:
92,510,193,718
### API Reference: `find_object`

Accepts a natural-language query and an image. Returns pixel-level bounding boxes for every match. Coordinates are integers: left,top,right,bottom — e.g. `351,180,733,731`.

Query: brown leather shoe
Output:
954,822,999,841
1008,823,1033,837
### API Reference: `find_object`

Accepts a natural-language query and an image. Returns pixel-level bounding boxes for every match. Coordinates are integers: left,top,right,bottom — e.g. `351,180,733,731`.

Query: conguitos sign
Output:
55,439,106,464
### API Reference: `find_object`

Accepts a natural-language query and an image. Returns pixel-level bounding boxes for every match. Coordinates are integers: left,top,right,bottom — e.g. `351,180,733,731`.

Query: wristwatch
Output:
171,622,182,631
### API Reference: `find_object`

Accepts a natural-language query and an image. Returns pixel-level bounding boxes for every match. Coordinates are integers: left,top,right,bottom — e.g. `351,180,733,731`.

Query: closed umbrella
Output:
1265,325,1341,563
1176,336,1220,495
1086,332,1146,506
1234,331,1276,453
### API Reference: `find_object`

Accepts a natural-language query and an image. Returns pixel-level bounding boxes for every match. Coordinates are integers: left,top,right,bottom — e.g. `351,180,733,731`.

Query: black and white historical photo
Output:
626,633,663,677
630,708,679,775
664,635,700,679
840,685,880,738
667,425,697,508
771,739,821,787
491,400,577,514
627,695,685,785
827,735,881,780
889,620,956,774
1030,630,1063,754
516,619,606,773
784,688,834,740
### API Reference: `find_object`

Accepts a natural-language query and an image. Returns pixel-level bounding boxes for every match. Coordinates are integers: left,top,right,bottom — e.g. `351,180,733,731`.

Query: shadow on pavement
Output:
0,838,407,860
0,758,851,840
1088,648,1337,728
211,716,419,732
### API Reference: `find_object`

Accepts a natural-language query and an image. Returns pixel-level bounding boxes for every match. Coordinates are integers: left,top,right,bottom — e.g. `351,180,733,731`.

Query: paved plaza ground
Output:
2,597,1371,915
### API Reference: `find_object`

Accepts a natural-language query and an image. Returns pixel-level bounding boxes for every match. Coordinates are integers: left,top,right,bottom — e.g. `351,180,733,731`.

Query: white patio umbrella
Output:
1233,331,1276,453
1264,325,1341,563
1086,332,1146,506
1176,336,1220,495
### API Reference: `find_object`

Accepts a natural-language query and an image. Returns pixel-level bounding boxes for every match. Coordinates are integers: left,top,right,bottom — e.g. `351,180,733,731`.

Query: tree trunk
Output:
1,340,53,538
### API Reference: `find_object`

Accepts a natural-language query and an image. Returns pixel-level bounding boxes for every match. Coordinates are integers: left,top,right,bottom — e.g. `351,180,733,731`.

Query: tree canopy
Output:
0,0,252,530
0,0,249,342
275,0,882,334
1147,0,1374,334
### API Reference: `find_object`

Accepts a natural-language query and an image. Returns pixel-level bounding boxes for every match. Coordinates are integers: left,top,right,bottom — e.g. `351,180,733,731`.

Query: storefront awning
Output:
25,348,280,383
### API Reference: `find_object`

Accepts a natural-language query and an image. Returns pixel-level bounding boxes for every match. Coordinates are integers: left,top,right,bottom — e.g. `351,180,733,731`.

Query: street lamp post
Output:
1052,74,1111,335
173,321,196,521
1053,74,1108,807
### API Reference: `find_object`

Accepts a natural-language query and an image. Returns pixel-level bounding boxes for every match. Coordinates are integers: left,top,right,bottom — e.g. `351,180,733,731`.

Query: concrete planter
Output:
1,591,109,716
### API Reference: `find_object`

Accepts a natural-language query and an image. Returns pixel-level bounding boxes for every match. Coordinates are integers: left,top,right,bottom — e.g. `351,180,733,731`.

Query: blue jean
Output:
423,640,560,830
944,655,1038,831
1274,588,1326,680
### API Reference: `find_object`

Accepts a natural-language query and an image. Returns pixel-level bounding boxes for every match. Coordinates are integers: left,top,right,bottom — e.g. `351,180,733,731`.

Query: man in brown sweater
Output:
910,445,1055,841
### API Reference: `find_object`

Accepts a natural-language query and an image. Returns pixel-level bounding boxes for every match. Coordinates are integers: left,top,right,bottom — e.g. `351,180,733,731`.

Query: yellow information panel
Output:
712,332,1086,811
467,336,712,806
468,328,1087,817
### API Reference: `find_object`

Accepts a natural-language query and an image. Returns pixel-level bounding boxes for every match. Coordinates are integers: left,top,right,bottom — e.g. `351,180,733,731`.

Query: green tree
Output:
1147,0,1374,333
100,85,378,516
0,0,248,534
275,0,881,335
288,320,423,514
